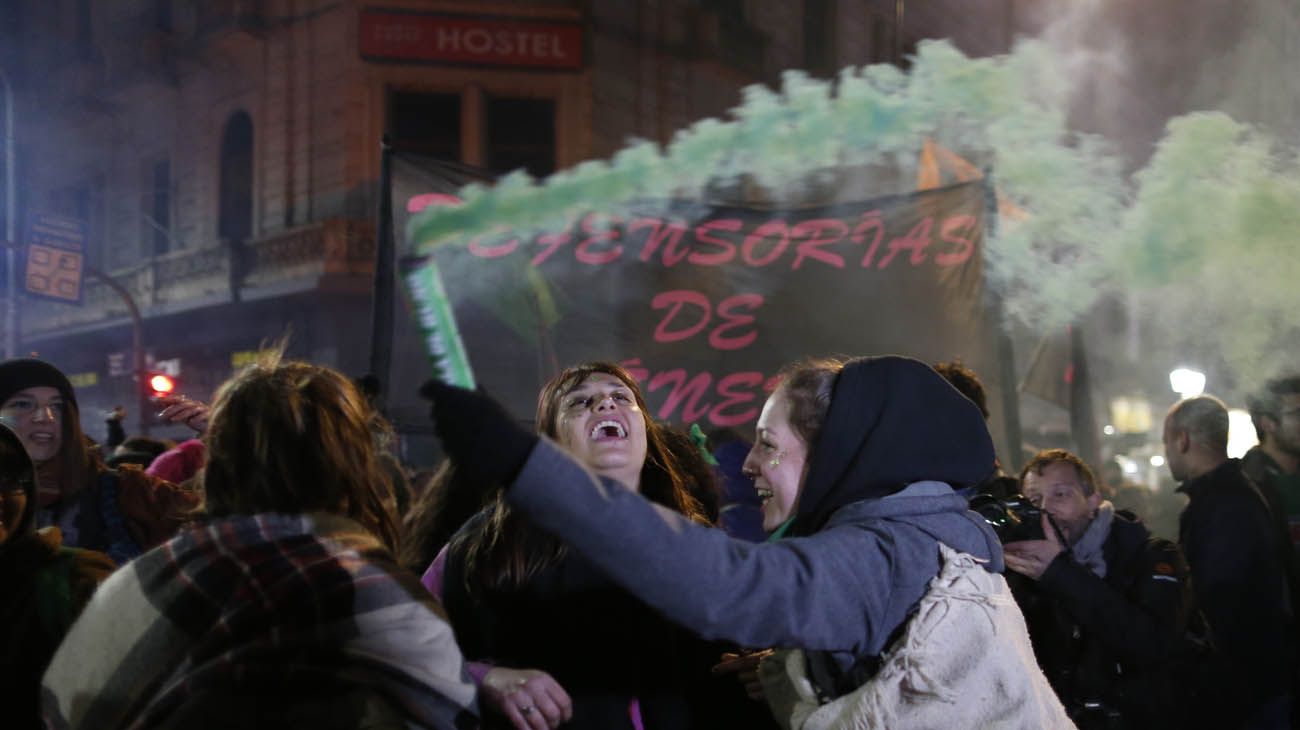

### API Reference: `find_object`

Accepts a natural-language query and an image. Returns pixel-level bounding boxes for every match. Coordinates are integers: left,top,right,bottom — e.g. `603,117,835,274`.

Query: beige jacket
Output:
759,544,1075,730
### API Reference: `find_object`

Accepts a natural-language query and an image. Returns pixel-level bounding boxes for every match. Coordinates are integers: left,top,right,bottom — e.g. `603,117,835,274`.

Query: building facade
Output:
0,0,1019,451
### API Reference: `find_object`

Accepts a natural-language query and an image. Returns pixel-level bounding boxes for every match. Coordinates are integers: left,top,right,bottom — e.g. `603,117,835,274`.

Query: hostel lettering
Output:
359,10,584,70
433,27,569,60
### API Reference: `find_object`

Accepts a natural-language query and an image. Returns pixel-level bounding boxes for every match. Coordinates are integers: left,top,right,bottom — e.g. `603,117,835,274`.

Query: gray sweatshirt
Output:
509,438,1003,664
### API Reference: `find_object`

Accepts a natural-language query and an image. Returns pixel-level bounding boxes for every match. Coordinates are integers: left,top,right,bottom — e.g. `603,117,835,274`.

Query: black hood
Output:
0,422,38,544
792,355,996,536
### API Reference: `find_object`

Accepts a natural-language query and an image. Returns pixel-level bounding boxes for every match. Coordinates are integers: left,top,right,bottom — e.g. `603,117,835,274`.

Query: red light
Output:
149,374,176,395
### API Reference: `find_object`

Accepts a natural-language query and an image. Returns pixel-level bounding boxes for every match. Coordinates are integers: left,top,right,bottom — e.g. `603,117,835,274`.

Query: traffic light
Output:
147,372,177,398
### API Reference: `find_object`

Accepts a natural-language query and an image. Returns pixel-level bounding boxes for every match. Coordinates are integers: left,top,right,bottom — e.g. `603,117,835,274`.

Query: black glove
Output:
419,379,538,487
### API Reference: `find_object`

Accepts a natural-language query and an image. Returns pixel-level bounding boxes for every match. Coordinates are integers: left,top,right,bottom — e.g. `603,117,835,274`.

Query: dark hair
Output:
933,360,990,420
659,425,722,524
108,436,174,469
453,361,706,594
118,437,172,457
201,353,400,551
354,373,382,400
0,424,37,540
0,359,92,502
776,358,844,450
398,461,492,573
1019,448,1098,497
1247,375,1300,440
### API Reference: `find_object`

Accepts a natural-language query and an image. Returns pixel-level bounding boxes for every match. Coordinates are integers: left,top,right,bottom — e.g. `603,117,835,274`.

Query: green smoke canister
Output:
402,256,477,390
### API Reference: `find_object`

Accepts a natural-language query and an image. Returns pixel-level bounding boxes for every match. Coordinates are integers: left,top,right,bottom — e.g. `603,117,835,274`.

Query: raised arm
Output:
508,438,888,654
421,380,894,656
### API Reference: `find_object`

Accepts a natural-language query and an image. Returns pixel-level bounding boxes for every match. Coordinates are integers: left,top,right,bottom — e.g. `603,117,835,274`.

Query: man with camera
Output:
1001,449,1193,730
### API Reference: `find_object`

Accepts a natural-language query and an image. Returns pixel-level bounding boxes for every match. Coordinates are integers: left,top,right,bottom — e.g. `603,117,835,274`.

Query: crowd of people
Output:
1,348,1297,730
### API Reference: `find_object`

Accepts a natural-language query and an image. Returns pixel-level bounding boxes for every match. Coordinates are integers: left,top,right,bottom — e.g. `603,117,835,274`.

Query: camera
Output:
968,492,1047,543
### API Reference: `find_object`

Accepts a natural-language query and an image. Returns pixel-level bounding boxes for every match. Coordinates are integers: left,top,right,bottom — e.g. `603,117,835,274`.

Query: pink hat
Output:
145,438,206,484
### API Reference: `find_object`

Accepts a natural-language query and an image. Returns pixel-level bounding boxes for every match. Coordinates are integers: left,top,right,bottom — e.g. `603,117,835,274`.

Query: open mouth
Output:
755,487,774,503
589,419,628,441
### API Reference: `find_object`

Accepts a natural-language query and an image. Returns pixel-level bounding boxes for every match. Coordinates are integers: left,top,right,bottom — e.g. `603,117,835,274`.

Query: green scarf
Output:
766,517,796,542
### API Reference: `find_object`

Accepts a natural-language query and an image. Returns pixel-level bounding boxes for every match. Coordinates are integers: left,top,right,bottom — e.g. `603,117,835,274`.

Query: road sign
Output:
23,213,86,303
107,352,128,377
153,357,180,376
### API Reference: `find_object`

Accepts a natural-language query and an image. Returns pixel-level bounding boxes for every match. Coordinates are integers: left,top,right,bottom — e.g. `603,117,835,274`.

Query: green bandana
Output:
766,517,796,542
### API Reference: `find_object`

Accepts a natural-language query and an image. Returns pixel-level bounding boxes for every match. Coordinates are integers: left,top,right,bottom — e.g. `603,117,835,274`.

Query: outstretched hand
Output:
419,379,537,488
482,667,573,730
154,395,210,434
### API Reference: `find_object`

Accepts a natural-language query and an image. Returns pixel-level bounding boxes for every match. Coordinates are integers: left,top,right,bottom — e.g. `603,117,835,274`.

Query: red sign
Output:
360,9,583,70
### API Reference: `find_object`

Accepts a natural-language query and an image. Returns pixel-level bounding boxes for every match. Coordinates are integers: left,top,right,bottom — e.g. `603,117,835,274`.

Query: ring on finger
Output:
520,706,534,716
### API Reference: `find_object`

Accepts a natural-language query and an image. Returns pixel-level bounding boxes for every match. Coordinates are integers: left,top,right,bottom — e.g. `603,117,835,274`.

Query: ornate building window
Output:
217,110,253,242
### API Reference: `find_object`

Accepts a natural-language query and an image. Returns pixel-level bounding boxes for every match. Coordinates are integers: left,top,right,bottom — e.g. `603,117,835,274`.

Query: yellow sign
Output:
1109,396,1153,434
25,243,85,302
230,349,278,368
67,371,99,388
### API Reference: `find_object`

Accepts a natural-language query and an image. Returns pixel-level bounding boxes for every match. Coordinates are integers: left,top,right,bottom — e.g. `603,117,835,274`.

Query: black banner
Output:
388,156,1000,439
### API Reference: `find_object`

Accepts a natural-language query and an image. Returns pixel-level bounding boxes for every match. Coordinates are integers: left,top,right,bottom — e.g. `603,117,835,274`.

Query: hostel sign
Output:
24,213,85,303
359,9,583,71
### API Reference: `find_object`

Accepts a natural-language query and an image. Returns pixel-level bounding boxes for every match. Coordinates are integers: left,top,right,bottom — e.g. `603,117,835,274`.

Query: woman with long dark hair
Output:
427,361,735,730
0,358,199,563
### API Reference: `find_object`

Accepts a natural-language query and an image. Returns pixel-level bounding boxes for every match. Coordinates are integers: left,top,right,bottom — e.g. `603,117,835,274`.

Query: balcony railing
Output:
243,217,374,286
194,1,269,37
21,218,374,336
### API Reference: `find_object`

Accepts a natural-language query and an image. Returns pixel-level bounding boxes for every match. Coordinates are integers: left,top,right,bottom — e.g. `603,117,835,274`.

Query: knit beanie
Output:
0,358,78,410
145,439,207,485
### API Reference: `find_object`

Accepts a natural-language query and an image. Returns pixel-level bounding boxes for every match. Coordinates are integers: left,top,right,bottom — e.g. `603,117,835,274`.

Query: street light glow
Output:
1169,368,1206,398
1227,408,1258,459
149,373,176,395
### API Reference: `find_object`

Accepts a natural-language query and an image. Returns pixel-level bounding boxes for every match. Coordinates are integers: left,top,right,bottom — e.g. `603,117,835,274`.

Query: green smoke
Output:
1123,111,1300,385
412,39,1127,332
409,37,1299,389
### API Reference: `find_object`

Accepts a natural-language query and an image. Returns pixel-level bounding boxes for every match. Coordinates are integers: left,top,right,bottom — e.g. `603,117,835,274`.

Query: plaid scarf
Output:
42,512,478,730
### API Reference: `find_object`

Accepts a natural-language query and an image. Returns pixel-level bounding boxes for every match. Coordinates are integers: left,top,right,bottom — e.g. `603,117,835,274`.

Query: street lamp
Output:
1,67,17,360
1169,367,1206,399
1227,409,1258,458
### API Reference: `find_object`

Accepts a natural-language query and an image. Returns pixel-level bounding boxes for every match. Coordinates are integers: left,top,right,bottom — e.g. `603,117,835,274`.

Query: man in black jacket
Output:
1165,395,1296,729
1004,448,1193,730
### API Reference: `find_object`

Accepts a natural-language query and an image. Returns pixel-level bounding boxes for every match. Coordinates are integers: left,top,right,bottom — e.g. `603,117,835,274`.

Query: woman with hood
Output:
0,422,114,729
0,358,199,563
425,356,1072,728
